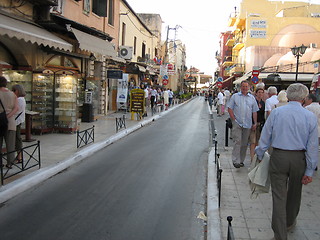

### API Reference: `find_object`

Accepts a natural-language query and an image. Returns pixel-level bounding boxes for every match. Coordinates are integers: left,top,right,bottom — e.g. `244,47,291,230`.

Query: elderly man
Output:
255,83,318,240
228,80,259,168
265,86,279,117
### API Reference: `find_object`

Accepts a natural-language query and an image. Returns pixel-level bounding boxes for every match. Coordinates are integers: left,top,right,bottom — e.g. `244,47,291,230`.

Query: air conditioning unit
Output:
119,46,133,60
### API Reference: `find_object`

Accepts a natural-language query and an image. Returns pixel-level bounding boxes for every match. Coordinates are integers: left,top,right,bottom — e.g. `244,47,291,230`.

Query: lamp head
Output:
300,44,307,55
291,45,299,56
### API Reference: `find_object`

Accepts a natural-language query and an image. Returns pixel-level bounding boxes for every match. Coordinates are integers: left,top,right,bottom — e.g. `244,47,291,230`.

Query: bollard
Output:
227,216,235,240
225,120,229,147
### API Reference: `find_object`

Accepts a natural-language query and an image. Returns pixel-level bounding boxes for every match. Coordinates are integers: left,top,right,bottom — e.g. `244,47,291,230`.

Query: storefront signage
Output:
107,70,123,79
251,20,267,28
130,89,145,113
250,30,266,39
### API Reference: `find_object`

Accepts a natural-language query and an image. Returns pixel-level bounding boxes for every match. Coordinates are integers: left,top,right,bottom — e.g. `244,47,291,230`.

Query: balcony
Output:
226,38,235,47
233,43,244,51
229,65,244,76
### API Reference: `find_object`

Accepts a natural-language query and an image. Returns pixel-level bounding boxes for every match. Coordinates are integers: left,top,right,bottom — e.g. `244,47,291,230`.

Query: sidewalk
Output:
208,111,320,240
0,101,185,203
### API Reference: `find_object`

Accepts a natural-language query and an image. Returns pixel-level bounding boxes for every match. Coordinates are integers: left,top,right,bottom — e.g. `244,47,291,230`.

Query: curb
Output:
0,99,191,204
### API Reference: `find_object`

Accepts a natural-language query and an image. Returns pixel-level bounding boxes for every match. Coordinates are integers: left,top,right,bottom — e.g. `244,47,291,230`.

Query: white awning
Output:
233,72,252,84
233,72,314,84
70,27,116,58
259,73,314,82
0,13,73,51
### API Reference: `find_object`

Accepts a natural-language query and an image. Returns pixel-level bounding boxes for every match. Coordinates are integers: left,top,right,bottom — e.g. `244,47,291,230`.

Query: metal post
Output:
295,53,299,82
225,120,229,147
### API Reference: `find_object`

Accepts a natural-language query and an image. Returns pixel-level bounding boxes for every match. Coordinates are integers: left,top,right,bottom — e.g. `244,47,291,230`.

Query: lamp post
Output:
291,44,307,82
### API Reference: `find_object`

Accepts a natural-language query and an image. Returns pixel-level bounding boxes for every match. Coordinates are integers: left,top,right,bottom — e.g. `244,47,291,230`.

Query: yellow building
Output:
226,0,320,87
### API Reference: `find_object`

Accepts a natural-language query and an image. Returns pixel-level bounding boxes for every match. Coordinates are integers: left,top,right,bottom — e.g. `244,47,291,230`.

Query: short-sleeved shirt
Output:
228,92,259,129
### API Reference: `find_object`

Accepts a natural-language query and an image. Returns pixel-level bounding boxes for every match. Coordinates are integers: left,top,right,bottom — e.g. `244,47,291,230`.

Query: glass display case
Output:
3,70,32,111
54,73,79,132
32,73,54,134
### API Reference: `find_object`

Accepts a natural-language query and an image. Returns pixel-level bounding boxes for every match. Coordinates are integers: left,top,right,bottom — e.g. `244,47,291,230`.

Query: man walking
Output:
228,80,259,168
255,83,318,240
265,86,279,117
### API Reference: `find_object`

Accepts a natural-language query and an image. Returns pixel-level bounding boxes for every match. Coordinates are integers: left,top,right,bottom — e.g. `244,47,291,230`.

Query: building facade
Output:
217,0,320,89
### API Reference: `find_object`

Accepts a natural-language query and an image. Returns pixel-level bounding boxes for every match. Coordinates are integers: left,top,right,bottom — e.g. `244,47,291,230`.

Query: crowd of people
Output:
215,80,319,240
143,86,175,111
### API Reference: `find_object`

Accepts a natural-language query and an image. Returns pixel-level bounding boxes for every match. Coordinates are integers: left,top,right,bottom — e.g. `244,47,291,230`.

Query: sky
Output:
126,0,319,77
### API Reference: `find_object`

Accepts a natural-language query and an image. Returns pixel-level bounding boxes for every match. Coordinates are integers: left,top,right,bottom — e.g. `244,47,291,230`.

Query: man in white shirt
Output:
304,93,320,142
224,88,231,112
217,89,225,116
265,86,279,117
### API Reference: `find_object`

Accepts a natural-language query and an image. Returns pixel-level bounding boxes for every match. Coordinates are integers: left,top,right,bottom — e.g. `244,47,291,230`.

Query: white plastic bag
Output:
248,152,270,199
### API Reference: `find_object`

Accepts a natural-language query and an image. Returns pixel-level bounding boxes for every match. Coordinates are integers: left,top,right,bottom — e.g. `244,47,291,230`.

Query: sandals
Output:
5,164,12,169
14,159,23,164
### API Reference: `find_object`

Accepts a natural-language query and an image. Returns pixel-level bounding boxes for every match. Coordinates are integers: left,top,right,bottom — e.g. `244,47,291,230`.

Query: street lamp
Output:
291,44,307,82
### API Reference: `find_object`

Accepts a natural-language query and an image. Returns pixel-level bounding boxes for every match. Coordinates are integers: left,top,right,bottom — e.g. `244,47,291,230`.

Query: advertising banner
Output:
117,73,128,110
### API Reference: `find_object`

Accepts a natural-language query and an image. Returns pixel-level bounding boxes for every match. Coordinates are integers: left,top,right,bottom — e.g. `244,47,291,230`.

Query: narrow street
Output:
0,97,209,240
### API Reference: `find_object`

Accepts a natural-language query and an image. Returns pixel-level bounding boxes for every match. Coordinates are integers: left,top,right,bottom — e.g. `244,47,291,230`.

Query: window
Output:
92,0,107,17
133,37,137,55
141,43,146,58
108,0,114,25
121,23,126,46
83,0,90,14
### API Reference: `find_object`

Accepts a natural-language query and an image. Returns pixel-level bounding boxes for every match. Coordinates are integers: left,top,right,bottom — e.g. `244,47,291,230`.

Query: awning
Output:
258,72,314,82
70,27,116,58
136,65,146,73
0,13,73,51
233,72,314,85
233,72,252,84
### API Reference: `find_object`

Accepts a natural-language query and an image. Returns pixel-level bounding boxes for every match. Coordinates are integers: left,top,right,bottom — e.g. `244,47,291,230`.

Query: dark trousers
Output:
270,149,305,240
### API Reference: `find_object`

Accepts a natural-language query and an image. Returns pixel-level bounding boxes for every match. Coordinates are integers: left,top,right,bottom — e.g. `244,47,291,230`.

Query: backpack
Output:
0,99,8,137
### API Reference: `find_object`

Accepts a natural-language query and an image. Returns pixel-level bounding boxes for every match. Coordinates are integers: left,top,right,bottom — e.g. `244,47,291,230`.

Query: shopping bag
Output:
248,152,270,199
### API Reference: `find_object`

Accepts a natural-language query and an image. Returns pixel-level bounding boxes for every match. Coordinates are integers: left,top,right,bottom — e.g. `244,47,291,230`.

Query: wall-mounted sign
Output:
107,70,123,79
250,30,266,39
251,20,267,28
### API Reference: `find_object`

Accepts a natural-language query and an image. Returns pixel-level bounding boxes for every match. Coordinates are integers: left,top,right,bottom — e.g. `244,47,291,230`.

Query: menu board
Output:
130,89,145,113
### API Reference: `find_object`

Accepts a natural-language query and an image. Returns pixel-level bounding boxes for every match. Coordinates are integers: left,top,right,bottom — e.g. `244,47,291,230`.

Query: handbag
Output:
248,152,270,199
0,99,8,136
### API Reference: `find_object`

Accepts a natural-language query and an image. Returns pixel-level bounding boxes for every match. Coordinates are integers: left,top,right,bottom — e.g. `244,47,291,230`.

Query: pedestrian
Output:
208,90,213,109
304,93,320,143
249,87,265,162
275,90,288,108
255,83,318,240
224,88,231,108
0,76,19,168
168,89,174,106
150,87,157,110
228,80,259,168
265,86,279,117
217,89,225,116
12,84,26,163
163,88,169,110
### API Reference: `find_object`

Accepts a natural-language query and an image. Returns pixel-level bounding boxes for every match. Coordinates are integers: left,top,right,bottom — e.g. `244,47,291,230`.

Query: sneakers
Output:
233,163,241,168
233,163,244,168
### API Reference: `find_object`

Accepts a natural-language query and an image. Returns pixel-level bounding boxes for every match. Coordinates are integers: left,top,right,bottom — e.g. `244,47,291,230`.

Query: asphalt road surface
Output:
0,97,210,240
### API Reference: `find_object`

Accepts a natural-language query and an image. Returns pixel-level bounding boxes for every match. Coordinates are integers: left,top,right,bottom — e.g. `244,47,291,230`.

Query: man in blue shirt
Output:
228,80,259,168
255,83,318,240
